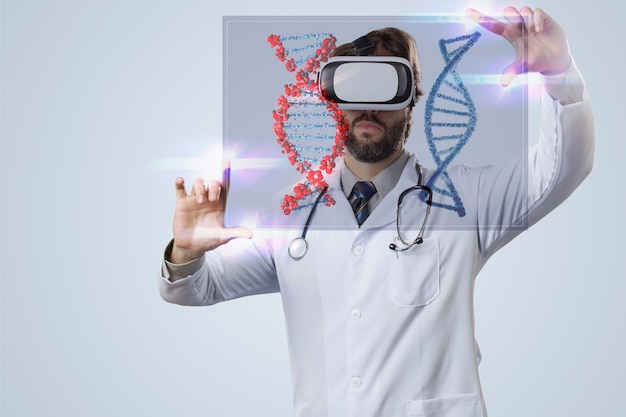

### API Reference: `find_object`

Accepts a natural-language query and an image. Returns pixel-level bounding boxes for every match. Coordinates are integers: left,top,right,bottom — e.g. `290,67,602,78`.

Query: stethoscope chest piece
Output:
288,237,308,260
288,186,327,260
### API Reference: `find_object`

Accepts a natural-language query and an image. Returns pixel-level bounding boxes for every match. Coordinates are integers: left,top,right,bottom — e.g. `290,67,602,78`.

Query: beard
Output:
345,113,409,163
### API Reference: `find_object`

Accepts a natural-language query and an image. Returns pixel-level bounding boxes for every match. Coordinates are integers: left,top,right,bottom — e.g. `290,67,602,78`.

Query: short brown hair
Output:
332,27,424,103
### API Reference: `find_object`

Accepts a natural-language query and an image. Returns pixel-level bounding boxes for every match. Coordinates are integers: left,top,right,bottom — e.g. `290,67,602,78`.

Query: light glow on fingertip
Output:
460,0,501,15
502,72,543,92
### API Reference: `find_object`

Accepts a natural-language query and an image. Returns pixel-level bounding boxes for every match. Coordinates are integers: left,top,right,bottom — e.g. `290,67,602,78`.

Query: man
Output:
160,6,594,417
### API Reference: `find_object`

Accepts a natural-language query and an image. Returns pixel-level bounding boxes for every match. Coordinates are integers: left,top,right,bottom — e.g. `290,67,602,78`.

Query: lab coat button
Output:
350,309,362,320
350,377,362,388
353,246,364,256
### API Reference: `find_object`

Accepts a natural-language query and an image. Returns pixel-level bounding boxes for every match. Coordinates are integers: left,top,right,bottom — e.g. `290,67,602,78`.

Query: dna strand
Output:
424,31,482,217
268,33,348,215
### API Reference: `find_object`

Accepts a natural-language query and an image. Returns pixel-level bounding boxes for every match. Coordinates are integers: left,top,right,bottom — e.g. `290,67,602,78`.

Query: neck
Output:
344,147,404,180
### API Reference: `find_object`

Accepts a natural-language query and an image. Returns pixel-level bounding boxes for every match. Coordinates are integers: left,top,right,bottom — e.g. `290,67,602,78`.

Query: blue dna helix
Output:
424,31,482,217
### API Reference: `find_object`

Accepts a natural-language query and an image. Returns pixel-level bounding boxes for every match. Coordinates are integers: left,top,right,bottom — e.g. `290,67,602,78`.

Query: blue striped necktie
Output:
351,181,377,226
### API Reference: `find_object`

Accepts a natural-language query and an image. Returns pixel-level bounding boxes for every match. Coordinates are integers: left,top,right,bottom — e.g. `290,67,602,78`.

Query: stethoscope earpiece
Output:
388,236,424,252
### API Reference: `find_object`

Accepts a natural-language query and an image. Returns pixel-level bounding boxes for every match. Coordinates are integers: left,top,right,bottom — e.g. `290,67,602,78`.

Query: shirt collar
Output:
340,150,411,200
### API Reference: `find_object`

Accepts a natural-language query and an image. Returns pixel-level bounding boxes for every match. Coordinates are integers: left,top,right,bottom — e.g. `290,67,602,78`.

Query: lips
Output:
355,120,383,132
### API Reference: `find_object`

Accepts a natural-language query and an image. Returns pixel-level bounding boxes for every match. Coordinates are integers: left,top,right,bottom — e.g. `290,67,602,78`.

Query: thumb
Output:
500,60,527,87
220,226,253,243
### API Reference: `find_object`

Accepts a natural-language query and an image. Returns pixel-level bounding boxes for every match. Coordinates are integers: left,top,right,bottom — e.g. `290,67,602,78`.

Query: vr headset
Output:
318,56,417,111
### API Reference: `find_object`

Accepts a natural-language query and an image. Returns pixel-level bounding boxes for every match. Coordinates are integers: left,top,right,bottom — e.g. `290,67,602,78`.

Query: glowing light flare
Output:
195,144,226,181
228,157,286,170
150,141,221,176
239,217,260,231
484,72,543,103
429,13,481,33
454,0,503,23
149,142,286,183
459,73,504,85
404,1,501,31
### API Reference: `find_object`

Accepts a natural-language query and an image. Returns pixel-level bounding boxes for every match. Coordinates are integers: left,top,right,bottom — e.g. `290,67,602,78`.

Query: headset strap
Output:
352,35,375,56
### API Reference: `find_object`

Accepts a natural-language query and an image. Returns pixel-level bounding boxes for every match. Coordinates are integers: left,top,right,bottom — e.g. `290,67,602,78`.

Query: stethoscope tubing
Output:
287,187,327,260
288,164,432,260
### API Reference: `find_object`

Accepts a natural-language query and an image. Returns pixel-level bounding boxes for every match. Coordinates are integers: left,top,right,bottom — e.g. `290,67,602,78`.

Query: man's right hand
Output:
169,160,252,264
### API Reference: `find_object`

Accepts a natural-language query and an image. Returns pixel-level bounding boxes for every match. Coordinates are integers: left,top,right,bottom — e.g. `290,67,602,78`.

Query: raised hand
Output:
466,6,571,86
169,160,252,264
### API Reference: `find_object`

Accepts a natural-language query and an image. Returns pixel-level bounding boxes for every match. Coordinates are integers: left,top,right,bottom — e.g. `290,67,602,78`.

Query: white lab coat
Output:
160,66,594,417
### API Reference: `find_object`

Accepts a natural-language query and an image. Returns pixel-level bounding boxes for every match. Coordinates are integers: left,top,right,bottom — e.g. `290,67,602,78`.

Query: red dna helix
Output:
268,33,348,215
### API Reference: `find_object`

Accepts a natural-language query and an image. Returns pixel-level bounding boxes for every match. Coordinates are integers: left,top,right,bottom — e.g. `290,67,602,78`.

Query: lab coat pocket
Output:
407,393,483,417
387,238,440,307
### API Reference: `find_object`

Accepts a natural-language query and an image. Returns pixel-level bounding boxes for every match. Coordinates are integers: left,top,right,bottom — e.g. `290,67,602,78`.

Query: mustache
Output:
352,113,386,129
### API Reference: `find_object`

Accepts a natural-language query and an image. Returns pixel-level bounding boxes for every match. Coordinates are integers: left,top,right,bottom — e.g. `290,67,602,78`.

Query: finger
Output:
533,8,547,33
465,8,507,36
175,177,187,199
503,6,524,26
192,178,207,204
501,66,517,87
520,6,535,33
501,61,527,87
220,226,253,242
206,180,222,203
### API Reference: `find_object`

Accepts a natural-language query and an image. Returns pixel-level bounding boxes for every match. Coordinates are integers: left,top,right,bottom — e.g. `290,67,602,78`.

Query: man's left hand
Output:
466,6,571,86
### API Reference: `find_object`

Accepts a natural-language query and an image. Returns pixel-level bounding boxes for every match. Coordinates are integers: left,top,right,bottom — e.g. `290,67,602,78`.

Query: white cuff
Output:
542,58,585,105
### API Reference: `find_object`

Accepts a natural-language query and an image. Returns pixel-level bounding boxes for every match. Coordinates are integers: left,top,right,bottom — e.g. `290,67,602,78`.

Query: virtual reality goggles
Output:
318,56,417,111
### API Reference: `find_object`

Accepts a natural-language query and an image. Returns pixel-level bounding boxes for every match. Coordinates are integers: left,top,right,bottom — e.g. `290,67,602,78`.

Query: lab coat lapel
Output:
312,159,359,229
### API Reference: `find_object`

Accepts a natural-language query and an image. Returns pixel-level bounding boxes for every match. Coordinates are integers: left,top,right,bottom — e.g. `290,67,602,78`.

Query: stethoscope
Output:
287,163,433,260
